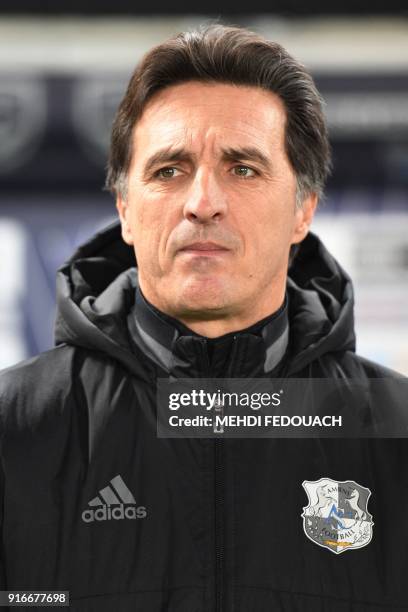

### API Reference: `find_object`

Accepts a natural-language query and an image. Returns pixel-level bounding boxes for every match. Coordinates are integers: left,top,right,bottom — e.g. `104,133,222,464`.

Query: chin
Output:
176,279,231,314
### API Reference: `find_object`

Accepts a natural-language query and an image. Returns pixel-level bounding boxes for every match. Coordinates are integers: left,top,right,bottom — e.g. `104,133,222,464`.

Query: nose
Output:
183,169,228,224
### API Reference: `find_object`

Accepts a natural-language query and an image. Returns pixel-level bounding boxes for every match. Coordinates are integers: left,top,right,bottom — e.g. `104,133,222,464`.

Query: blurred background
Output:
0,2,407,374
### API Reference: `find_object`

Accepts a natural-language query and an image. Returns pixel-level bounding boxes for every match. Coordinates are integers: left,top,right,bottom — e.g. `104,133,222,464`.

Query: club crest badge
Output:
302,478,373,554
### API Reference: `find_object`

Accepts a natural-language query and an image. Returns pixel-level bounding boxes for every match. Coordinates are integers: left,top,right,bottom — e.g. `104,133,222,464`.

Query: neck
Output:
174,305,285,338
138,282,286,339
129,282,290,376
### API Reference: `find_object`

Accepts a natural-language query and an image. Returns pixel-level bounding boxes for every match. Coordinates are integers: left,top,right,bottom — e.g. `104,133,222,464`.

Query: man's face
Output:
117,81,316,324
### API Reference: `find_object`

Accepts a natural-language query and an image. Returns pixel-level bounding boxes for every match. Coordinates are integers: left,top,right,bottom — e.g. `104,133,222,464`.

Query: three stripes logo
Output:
82,475,147,523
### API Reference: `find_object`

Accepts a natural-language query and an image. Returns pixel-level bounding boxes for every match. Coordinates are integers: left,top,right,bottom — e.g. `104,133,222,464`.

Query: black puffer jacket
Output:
0,221,406,611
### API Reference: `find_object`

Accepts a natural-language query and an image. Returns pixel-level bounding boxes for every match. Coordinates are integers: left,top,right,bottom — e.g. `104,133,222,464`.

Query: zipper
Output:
215,435,224,612
203,333,241,612
201,337,225,612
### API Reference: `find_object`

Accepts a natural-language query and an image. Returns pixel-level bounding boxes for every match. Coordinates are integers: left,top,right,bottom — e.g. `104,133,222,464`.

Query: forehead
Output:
131,81,287,157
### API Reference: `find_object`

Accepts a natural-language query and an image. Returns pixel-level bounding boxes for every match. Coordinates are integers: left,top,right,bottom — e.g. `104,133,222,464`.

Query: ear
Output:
116,194,134,246
291,192,318,245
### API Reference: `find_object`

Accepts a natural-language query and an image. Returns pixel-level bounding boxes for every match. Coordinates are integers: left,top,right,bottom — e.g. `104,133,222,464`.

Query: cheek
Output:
130,194,177,270
247,205,293,245
130,189,162,241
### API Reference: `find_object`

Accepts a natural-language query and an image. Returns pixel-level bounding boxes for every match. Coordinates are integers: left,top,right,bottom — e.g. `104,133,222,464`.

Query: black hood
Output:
54,220,355,376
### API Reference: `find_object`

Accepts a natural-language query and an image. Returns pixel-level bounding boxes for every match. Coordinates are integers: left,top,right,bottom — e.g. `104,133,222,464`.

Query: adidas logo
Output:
82,475,147,523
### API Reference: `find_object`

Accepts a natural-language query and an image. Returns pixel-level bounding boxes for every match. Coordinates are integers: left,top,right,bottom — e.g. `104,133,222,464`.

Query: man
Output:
0,24,407,612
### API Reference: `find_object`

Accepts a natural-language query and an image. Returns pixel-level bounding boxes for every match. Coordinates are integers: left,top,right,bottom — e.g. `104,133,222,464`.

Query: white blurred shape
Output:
0,218,28,369
313,212,408,375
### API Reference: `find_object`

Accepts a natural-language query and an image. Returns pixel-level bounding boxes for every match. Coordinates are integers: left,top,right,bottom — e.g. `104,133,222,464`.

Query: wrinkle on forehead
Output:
131,82,288,165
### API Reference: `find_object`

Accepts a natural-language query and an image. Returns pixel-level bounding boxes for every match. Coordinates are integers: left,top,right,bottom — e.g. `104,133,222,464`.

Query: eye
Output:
154,167,181,180
231,165,257,178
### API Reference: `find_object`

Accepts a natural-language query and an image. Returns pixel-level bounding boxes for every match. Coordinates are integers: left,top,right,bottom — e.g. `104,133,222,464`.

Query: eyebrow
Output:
221,146,271,171
142,147,191,177
142,144,272,177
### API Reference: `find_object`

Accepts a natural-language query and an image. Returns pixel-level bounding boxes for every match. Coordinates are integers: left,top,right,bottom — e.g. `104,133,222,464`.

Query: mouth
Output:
178,242,231,256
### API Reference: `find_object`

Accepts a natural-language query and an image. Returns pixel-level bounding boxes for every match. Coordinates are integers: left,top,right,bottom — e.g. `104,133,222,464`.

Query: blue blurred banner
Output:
0,200,115,366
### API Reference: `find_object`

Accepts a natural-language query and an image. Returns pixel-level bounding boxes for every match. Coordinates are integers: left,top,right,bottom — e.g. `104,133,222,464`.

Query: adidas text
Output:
82,503,147,522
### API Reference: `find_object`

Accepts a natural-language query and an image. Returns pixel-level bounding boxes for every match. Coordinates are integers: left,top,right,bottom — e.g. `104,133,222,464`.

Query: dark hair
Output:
106,23,331,205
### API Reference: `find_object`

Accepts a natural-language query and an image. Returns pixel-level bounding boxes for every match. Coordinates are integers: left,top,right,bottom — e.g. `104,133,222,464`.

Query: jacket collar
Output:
127,286,289,378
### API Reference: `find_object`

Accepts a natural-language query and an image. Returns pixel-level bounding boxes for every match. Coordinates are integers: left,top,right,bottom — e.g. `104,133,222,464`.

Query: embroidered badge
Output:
302,477,373,554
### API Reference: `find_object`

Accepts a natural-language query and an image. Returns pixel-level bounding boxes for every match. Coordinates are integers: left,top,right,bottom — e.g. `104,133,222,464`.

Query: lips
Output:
180,241,229,252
